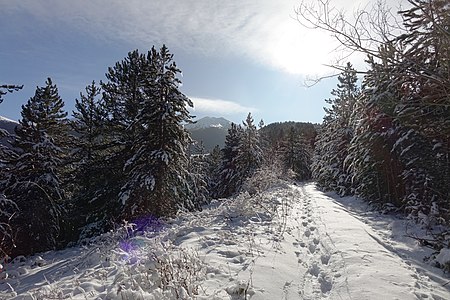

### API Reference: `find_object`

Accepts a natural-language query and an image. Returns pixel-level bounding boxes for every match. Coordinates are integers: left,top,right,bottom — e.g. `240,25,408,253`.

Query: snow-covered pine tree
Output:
346,53,405,209
234,112,263,189
70,81,119,239
347,1,450,224
100,49,151,212
0,127,18,258
215,123,244,198
205,145,222,197
120,45,194,217
312,62,359,195
393,0,450,227
3,78,68,256
281,127,312,180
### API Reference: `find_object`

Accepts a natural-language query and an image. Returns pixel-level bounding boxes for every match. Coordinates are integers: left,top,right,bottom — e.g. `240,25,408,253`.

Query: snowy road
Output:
1,182,449,299
287,184,449,300
190,183,450,299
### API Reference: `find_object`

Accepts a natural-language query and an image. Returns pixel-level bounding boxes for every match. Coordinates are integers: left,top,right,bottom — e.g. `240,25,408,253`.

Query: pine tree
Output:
0,84,21,257
347,1,450,226
99,49,152,213
119,46,194,217
393,0,450,226
215,123,244,198
346,53,405,208
312,63,360,195
3,78,68,256
206,145,223,198
70,81,119,239
235,112,263,182
0,130,18,258
282,127,312,180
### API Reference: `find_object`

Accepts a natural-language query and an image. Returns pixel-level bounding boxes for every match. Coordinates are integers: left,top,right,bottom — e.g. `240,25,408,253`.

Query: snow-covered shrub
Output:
241,161,284,196
435,248,450,273
0,193,17,260
153,244,205,298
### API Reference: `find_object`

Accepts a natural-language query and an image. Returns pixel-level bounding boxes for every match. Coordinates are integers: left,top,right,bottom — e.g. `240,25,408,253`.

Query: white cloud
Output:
3,0,405,76
190,97,256,116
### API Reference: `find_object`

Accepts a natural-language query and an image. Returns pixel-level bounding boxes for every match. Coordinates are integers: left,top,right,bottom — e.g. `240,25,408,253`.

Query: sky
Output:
0,0,394,125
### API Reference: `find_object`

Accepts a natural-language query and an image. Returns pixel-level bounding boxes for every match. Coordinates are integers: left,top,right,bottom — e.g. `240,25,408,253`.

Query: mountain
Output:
187,117,231,153
185,117,231,131
0,116,19,147
0,116,19,134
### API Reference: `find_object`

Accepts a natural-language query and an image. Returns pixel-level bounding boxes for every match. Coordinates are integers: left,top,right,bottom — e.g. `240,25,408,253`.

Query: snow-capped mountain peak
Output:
185,116,231,130
0,115,19,134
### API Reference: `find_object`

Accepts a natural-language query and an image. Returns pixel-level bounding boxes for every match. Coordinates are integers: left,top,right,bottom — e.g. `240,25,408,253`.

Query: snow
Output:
1,182,449,299
436,249,450,270
0,116,18,123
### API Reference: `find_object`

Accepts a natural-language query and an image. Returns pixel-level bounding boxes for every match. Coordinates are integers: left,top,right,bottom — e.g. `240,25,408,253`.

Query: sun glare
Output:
267,21,338,75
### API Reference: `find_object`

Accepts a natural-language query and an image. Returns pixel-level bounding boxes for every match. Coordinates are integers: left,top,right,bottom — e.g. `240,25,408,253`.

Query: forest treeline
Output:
310,0,449,250
0,46,314,258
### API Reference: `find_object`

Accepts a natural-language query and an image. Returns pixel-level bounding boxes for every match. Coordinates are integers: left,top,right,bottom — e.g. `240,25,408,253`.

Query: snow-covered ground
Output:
1,182,449,299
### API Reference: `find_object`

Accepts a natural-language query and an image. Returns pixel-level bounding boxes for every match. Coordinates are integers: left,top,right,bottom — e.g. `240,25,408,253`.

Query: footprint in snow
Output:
308,262,321,277
217,250,240,258
320,254,330,265
319,274,333,294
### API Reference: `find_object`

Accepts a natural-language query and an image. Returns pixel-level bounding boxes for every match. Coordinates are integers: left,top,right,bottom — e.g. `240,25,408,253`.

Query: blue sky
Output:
0,0,368,125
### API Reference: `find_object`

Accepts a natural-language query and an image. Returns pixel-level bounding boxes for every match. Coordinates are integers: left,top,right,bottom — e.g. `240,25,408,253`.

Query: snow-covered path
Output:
1,182,449,299
293,184,449,300
192,183,450,299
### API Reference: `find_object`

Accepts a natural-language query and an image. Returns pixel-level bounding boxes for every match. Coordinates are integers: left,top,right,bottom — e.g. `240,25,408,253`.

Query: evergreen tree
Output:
119,46,194,217
235,112,263,182
205,145,222,197
70,81,119,239
346,53,405,208
3,78,68,256
99,49,152,215
393,0,450,226
0,130,18,258
0,83,21,257
347,0,450,226
282,127,312,180
215,123,244,198
312,62,360,195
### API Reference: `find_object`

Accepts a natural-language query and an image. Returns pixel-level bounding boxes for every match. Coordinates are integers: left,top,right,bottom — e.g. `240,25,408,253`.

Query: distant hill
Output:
260,121,318,149
187,117,232,153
